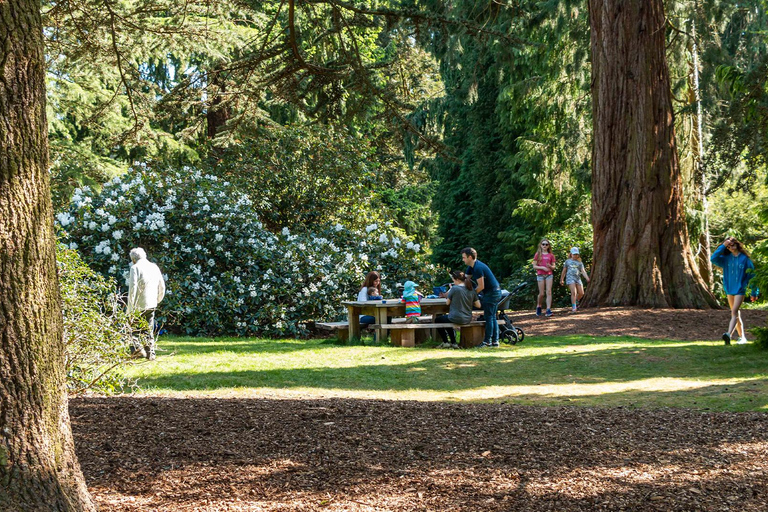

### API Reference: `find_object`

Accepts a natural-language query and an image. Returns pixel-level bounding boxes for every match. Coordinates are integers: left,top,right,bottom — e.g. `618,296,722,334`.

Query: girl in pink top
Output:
532,239,556,317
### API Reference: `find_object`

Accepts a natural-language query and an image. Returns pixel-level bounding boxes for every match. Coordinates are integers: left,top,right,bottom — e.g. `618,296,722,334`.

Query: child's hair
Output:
533,239,552,262
367,286,379,297
362,271,381,293
727,237,751,258
450,270,474,291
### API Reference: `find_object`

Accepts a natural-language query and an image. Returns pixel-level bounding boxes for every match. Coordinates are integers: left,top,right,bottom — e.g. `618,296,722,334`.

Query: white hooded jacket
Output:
127,257,166,313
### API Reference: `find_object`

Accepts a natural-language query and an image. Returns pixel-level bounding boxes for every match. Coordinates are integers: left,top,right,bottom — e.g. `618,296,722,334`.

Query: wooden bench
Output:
315,316,433,342
315,321,351,341
371,321,488,348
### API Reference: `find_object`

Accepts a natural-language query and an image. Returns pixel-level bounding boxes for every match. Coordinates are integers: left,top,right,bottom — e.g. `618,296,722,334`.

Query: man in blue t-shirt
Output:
461,247,501,347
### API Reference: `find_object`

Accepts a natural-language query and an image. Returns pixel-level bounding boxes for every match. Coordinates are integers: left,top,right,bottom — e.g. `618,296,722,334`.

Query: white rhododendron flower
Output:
56,212,73,227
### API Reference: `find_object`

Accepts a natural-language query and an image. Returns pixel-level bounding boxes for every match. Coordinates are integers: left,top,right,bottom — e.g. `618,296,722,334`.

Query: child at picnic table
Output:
560,247,590,313
367,286,383,300
401,281,423,324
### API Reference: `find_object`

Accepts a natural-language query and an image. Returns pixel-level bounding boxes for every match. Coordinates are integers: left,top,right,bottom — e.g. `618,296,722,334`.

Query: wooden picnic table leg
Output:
374,308,388,344
348,306,361,340
429,314,438,343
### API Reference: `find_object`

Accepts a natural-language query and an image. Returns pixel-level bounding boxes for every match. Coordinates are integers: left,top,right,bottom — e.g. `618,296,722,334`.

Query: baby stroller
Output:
497,282,527,345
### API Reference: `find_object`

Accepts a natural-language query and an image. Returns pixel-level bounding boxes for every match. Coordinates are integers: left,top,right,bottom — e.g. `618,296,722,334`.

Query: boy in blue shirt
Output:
462,247,501,347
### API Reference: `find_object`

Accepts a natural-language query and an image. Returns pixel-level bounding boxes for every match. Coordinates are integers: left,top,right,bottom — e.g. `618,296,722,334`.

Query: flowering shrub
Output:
57,165,438,336
58,243,134,394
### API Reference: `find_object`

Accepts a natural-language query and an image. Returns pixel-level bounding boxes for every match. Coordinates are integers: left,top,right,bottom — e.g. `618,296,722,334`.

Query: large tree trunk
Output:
0,1,96,510
206,66,231,140
584,0,718,308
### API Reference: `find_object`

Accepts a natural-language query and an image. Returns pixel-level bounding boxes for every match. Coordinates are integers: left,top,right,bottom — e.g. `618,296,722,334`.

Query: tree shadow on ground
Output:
71,396,768,511
495,379,768,411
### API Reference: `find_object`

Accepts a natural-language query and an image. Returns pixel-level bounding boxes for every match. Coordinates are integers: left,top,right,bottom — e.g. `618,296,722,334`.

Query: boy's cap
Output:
570,247,580,255
403,280,418,289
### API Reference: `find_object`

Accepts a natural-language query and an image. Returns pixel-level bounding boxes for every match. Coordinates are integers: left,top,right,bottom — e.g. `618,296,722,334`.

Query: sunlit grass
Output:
122,335,768,412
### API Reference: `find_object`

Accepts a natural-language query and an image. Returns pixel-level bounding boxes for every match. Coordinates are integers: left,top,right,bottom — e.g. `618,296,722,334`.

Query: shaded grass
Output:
124,335,768,412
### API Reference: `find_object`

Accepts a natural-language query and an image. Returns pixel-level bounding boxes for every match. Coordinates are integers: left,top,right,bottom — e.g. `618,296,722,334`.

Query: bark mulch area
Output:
72,397,768,511
510,307,768,342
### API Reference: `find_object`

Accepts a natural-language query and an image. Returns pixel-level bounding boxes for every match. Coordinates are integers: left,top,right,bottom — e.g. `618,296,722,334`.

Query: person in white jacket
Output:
127,247,166,360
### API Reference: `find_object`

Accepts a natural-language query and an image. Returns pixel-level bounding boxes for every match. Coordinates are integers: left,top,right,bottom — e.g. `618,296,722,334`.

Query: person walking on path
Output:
560,247,590,313
462,247,501,347
532,239,556,317
711,237,755,345
434,271,482,348
127,247,166,360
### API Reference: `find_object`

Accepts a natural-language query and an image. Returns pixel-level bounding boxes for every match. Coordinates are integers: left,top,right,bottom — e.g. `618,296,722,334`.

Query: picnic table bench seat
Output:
315,316,435,341
372,320,501,348
315,321,353,340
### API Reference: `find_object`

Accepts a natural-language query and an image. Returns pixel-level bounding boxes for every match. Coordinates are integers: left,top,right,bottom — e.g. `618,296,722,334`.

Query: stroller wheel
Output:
515,327,525,343
502,329,519,345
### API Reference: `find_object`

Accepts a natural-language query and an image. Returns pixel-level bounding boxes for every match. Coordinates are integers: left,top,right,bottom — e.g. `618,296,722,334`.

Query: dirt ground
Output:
510,306,768,342
73,397,768,511
71,307,768,511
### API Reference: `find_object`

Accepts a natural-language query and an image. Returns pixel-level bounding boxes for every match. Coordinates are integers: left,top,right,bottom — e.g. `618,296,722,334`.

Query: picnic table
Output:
341,298,450,343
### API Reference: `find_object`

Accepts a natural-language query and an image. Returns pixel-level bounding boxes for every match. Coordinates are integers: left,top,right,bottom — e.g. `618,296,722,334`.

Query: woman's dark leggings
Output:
434,315,456,344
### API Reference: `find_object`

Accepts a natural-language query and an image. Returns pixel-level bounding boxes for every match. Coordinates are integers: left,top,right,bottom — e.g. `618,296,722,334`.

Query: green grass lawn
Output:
123,335,768,412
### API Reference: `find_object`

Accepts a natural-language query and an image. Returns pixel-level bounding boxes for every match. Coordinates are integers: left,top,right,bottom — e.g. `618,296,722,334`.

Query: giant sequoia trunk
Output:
0,1,95,509
583,0,718,308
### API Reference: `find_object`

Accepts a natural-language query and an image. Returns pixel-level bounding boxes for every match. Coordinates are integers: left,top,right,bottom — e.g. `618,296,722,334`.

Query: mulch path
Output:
510,306,768,341
71,307,768,510
73,397,768,511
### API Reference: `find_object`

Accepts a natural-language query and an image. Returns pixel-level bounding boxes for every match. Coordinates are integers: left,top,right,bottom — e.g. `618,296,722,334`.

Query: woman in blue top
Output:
711,237,755,345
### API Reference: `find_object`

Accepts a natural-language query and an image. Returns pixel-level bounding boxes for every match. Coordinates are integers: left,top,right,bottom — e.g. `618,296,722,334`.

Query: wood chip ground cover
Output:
72,397,768,511
72,307,768,510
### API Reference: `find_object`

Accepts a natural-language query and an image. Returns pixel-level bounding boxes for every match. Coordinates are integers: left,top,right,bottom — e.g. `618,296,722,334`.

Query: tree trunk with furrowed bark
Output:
583,0,718,308
0,0,96,509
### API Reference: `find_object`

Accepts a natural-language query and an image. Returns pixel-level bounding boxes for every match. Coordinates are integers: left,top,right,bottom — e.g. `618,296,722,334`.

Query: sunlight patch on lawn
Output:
133,377,761,403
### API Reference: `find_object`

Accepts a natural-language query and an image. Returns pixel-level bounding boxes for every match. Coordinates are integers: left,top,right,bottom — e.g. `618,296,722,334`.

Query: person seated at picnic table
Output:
357,271,381,326
367,286,383,300
435,270,481,349
401,280,423,324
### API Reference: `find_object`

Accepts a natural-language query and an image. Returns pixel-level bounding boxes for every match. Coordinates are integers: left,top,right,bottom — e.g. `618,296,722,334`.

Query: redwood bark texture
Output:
0,0,95,510
584,0,718,308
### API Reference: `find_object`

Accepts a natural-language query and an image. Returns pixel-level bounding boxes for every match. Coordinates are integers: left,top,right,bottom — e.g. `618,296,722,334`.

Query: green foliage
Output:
57,165,440,337
377,182,437,242
212,125,378,232
44,0,262,207
690,0,768,192
421,0,592,276
751,325,768,350
57,243,134,394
